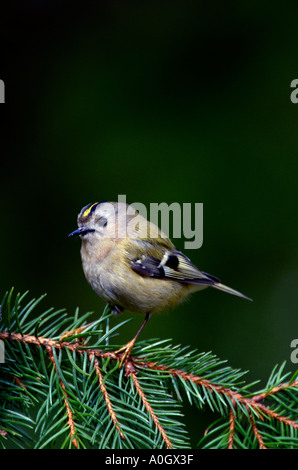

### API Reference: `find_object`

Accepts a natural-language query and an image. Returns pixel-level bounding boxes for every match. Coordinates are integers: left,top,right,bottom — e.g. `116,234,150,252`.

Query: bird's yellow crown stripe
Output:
83,202,98,217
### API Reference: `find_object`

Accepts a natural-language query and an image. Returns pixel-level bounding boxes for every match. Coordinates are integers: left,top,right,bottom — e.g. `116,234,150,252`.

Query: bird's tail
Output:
212,282,252,301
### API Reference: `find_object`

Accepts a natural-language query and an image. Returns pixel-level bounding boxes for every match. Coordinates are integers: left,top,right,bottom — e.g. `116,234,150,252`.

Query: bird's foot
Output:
114,339,136,368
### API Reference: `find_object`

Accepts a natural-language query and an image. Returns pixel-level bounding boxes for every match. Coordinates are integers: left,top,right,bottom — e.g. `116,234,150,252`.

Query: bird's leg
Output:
115,312,151,367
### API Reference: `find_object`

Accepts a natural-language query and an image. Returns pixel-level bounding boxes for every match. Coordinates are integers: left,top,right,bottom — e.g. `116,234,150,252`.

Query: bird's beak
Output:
68,227,95,237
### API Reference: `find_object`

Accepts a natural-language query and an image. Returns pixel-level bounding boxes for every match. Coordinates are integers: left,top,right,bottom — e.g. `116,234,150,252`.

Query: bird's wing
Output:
126,239,217,285
125,239,252,300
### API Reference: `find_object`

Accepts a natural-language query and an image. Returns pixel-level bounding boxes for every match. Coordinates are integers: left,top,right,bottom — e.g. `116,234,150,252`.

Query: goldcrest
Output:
69,201,251,363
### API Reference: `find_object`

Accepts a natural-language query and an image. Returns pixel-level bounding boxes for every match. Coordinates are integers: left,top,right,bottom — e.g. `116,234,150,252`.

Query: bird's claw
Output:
115,339,135,368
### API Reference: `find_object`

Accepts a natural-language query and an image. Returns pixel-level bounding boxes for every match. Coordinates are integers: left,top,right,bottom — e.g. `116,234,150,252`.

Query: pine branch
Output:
90,352,125,440
130,371,173,449
0,288,297,449
46,345,78,448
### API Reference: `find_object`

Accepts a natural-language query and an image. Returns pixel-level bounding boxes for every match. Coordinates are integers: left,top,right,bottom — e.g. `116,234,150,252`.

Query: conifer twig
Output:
135,358,298,446
250,412,266,449
228,404,236,449
89,352,125,440
46,345,78,448
128,367,173,449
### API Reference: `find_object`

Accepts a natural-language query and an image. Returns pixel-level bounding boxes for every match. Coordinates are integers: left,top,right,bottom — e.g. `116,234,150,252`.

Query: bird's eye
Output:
96,216,108,228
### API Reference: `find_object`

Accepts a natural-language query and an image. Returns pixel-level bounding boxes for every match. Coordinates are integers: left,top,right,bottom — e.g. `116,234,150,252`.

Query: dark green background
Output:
1,1,297,445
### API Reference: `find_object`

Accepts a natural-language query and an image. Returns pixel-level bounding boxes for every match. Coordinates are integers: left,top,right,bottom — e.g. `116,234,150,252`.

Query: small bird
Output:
69,201,251,365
